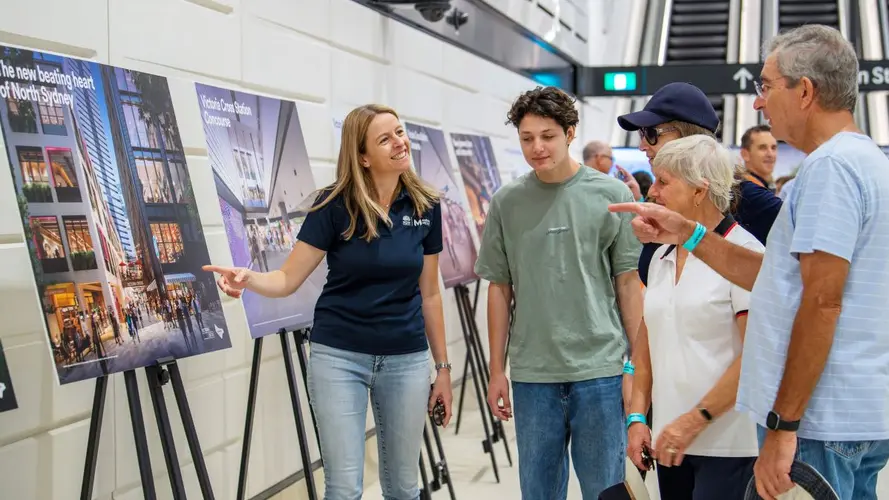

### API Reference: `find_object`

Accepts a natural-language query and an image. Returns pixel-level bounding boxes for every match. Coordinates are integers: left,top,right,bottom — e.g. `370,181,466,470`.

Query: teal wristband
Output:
626,412,647,429
623,360,635,375
682,222,707,252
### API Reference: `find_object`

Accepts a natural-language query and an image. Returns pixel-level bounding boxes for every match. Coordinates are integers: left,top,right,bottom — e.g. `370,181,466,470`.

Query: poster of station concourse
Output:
405,122,478,288
195,83,327,338
0,46,231,385
450,132,503,237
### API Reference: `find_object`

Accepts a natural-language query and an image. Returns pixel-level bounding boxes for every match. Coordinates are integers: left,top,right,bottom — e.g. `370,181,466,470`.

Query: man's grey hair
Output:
652,135,737,213
764,24,858,112
582,140,610,164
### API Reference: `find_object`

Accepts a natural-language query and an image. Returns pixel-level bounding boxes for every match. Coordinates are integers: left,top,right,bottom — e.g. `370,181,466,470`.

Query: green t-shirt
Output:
474,166,641,383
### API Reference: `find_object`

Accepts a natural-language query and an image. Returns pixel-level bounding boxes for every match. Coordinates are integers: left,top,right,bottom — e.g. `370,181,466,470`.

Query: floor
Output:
270,387,889,500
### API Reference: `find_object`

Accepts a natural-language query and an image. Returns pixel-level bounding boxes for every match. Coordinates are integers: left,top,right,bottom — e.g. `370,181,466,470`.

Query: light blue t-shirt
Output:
737,132,889,441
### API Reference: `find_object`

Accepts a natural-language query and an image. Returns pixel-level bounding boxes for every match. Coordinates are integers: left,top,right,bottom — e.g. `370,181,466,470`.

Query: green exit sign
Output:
604,72,638,91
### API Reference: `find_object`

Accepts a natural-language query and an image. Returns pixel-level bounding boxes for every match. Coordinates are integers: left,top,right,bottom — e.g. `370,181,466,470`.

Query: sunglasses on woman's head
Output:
638,126,678,146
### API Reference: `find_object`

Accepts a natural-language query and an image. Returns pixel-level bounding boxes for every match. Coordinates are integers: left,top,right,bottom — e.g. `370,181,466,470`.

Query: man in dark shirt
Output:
739,124,778,192
615,82,783,285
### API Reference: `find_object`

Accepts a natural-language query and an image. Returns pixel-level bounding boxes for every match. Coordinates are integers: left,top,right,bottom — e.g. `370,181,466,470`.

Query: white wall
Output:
0,1,585,499
582,0,648,147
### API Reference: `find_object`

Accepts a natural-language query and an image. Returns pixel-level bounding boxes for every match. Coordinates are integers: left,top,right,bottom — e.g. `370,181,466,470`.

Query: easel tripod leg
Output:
453,352,470,434
422,424,440,490
123,370,157,499
80,376,108,500
145,365,186,500
145,364,186,500
428,421,457,500
237,337,264,500
280,332,319,500
293,329,323,465
419,452,432,500
168,362,215,499
459,286,513,468
454,286,500,483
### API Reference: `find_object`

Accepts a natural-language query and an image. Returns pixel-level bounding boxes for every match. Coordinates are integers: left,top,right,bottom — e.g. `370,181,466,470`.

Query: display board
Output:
612,148,654,180
492,137,532,182
195,84,327,337
450,132,502,237
0,340,17,412
331,104,353,161
405,122,478,288
0,46,231,384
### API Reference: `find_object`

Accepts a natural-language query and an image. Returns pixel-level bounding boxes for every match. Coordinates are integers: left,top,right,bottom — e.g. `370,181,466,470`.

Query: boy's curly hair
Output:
506,86,580,133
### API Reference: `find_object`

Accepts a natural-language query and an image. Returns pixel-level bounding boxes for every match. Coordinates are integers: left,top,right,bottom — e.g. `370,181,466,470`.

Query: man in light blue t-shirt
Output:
609,24,889,500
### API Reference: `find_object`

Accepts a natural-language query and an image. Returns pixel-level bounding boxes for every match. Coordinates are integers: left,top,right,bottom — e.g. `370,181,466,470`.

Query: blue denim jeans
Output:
756,425,889,500
308,343,431,500
512,375,626,499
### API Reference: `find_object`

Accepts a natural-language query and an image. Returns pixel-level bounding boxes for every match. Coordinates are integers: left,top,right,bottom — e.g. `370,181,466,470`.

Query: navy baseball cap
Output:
617,82,720,133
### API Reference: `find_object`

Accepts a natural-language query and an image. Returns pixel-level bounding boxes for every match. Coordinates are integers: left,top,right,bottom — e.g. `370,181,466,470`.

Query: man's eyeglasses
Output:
638,126,677,146
754,80,764,98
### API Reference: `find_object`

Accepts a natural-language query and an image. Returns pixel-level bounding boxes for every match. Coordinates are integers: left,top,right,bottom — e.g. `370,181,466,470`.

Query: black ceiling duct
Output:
356,0,579,94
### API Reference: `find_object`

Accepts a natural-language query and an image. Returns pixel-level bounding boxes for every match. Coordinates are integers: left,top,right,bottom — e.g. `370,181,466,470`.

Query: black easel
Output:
418,415,457,500
236,329,318,500
449,283,513,483
455,281,480,435
292,328,322,462
80,361,214,500
454,286,514,436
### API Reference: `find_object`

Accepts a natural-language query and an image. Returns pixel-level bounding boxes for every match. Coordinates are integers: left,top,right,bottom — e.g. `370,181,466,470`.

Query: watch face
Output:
766,411,778,430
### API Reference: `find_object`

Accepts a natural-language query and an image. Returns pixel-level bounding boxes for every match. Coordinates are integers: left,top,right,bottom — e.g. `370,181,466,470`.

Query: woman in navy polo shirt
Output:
204,104,453,500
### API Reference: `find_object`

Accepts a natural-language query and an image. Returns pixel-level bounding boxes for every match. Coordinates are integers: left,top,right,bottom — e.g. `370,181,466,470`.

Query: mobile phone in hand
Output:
432,398,446,426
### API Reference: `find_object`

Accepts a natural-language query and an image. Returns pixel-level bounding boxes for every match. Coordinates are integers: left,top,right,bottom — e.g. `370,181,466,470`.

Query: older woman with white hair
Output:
625,135,764,500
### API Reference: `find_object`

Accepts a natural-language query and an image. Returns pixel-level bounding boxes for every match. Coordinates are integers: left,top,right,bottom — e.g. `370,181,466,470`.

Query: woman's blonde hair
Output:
311,104,440,242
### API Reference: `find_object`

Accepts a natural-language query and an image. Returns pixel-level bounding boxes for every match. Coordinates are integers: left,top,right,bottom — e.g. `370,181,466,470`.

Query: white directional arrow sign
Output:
733,67,755,91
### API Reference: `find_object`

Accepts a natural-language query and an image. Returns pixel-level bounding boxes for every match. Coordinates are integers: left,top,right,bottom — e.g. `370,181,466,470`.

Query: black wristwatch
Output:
697,407,713,422
766,410,800,432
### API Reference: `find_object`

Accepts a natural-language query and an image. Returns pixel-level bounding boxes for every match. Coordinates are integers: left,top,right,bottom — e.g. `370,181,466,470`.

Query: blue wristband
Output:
623,360,635,375
682,222,707,252
626,412,647,429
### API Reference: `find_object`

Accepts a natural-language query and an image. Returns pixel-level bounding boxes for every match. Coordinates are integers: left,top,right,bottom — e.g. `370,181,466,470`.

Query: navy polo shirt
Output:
297,188,443,355
638,181,782,286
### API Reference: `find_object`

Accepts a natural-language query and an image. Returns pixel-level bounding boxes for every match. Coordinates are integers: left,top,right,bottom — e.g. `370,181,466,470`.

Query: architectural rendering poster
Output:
405,122,477,288
492,137,532,182
0,46,231,385
195,83,327,338
0,340,17,412
450,132,503,237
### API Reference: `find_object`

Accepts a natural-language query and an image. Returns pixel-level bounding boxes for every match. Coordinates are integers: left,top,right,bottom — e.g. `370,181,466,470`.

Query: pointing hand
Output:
608,202,695,246
202,265,252,299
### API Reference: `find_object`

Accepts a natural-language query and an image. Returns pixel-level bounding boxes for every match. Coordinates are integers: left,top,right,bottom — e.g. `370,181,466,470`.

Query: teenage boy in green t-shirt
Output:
475,86,643,499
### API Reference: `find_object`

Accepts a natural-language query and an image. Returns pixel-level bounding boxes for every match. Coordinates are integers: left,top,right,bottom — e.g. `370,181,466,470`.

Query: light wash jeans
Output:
756,425,889,500
307,342,431,500
511,375,626,499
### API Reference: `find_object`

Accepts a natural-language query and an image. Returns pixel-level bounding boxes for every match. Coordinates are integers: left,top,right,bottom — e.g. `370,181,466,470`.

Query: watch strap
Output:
768,410,800,431
434,362,452,372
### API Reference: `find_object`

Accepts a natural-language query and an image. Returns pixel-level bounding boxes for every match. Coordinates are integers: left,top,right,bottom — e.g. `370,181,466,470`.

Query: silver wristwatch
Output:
434,362,452,372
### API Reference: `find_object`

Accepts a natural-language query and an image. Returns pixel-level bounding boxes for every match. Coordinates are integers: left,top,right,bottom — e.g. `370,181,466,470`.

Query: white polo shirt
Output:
644,217,763,458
